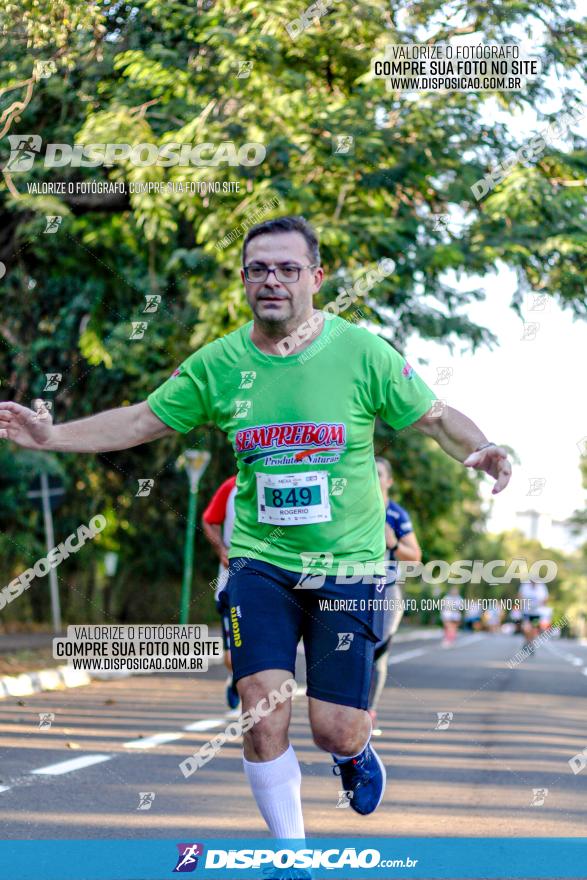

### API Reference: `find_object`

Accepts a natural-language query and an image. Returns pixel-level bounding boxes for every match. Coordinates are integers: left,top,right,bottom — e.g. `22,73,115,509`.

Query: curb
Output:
0,654,226,701
0,665,92,700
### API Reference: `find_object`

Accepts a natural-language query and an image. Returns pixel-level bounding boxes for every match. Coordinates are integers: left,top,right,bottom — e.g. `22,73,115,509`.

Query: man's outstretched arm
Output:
412,404,512,494
0,399,176,453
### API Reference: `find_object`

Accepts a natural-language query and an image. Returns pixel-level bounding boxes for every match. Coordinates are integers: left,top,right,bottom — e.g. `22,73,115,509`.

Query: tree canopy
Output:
0,0,585,624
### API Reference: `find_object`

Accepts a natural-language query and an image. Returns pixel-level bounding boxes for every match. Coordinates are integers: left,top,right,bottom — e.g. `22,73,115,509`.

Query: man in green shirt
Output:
0,215,511,847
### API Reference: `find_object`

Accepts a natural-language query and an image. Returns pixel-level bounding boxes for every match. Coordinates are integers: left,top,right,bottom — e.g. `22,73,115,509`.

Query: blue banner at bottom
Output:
0,838,585,880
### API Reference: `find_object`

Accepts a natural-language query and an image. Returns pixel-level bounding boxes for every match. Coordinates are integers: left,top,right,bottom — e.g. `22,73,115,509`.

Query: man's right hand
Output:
0,400,53,449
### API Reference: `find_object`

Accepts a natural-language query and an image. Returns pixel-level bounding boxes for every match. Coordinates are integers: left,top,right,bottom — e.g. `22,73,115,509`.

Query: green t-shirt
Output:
147,315,435,573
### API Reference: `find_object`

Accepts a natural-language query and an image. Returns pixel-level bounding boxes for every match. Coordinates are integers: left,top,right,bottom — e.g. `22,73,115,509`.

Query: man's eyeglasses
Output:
243,263,318,283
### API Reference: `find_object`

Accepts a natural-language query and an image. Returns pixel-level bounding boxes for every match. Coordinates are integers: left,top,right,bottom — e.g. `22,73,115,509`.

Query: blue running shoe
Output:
332,742,386,815
225,676,240,710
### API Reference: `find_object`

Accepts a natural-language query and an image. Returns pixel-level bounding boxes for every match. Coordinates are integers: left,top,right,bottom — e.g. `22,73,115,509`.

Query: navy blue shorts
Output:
225,557,386,710
215,590,231,652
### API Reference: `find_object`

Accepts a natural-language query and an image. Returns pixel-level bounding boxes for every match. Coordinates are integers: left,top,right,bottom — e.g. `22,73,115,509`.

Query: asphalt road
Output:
0,631,586,839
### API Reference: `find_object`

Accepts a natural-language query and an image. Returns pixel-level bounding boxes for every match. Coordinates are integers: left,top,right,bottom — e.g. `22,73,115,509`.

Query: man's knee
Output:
310,704,370,754
238,671,293,755
313,725,361,754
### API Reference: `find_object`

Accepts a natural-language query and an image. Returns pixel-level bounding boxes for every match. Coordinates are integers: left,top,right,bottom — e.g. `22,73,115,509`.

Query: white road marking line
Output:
394,630,443,642
389,633,486,665
123,732,184,749
183,719,225,732
0,785,12,793
546,643,585,668
455,634,486,647
32,754,111,775
389,648,430,664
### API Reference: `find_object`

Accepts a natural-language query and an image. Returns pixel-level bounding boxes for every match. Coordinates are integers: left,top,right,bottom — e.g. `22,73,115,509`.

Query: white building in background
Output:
515,509,584,553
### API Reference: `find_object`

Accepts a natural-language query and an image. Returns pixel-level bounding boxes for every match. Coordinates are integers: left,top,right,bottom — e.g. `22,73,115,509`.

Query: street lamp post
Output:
178,450,210,624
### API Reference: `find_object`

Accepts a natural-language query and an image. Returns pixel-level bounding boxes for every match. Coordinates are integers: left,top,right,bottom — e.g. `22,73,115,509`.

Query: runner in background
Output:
464,599,483,632
368,457,421,729
539,604,554,633
202,474,240,709
519,576,549,654
483,603,502,633
440,585,464,647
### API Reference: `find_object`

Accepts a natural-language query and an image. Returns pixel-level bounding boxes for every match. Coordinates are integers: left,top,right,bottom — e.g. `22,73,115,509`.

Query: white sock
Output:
332,723,372,763
243,744,305,838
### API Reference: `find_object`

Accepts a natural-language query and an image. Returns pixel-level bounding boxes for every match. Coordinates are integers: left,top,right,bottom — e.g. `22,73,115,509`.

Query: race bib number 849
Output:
256,471,332,525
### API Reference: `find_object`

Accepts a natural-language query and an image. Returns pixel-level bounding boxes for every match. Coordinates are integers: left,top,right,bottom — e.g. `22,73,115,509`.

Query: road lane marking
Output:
455,634,486,647
32,754,111,775
183,719,225,732
0,786,11,793
388,634,486,666
389,648,430,664
546,643,585,669
123,732,184,749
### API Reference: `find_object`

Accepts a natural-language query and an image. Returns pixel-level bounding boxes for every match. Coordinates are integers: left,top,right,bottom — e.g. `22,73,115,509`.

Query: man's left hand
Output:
463,444,512,494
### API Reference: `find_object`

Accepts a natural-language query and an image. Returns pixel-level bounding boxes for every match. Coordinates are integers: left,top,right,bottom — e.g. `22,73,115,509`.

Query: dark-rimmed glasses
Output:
243,263,318,283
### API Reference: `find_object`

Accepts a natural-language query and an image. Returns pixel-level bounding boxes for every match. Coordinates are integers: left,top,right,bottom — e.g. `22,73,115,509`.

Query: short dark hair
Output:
242,215,320,266
375,456,393,478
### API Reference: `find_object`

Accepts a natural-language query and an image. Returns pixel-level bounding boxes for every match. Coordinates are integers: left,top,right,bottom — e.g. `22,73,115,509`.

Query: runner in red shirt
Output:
202,474,239,708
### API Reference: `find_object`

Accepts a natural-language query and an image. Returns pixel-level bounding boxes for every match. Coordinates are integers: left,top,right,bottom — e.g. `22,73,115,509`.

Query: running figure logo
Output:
239,371,256,389
435,712,453,730
432,213,450,231
332,135,354,154
44,216,62,233
32,399,52,420
530,788,548,806
294,552,334,589
336,633,354,652
173,843,204,872
527,477,546,496
4,134,42,171
129,321,149,340
136,478,155,497
137,791,155,810
233,400,252,418
43,373,62,392
329,477,347,496
521,321,540,341
336,789,354,808
143,294,162,313
236,60,253,78
434,367,453,385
